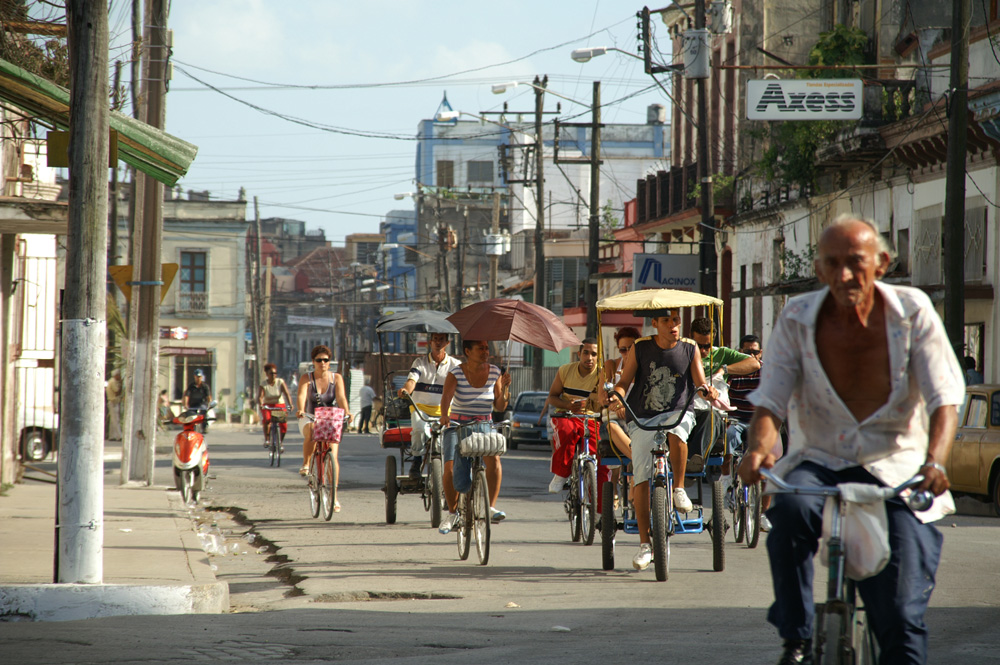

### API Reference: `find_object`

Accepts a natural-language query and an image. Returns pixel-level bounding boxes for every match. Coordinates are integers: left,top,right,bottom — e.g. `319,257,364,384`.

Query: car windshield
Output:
516,395,547,413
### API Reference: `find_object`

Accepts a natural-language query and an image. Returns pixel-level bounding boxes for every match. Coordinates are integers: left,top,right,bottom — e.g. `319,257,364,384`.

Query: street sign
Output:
109,263,178,303
632,254,699,290
746,79,863,120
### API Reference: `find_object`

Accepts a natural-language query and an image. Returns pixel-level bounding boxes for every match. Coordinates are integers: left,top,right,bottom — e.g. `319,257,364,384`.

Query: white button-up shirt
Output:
750,282,966,522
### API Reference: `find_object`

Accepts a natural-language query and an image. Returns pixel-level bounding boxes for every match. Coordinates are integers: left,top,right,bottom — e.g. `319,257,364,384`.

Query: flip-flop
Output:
333,500,341,513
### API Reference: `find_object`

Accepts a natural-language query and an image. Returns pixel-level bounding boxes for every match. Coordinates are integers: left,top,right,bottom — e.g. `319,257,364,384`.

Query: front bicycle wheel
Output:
711,478,726,572
472,468,491,565
651,483,671,582
321,451,336,521
732,478,745,543
308,460,321,519
457,492,471,561
568,468,582,543
429,458,444,528
270,426,281,467
745,479,762,549
582,460,597,546
600,479,616,570
853,606,878,664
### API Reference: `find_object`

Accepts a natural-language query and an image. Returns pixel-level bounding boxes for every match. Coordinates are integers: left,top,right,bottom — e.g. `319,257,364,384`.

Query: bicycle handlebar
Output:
602,381,703,432
759,467,935,512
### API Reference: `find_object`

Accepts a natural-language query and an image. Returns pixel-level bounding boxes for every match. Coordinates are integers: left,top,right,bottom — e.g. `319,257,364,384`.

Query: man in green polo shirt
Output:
687,317,760,471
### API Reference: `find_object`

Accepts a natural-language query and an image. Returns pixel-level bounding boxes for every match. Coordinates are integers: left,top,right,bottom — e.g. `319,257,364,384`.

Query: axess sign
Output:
746,79,863,121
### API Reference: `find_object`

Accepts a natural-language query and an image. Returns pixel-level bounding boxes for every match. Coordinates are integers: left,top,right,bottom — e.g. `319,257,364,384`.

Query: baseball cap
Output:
194,369,204,377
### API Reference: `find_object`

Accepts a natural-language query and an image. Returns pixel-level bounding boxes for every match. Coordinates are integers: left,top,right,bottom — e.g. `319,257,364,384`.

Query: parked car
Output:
17,407,59,462
948,384,1000,515
507,390,549,450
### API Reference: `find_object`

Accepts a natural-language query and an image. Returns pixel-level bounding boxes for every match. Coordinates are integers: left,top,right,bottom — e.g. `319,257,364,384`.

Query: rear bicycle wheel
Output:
600,479,616,570
745,479,762,549
472,468,491,565
457,492,471,561
582,460,598,546
651,483,671,582
429,458,444,528
711,479,726,571
321,451,336,521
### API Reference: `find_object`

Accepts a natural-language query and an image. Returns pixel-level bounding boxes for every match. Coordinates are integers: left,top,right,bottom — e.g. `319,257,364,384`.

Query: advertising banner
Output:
747,79,863,120
632,254,699,291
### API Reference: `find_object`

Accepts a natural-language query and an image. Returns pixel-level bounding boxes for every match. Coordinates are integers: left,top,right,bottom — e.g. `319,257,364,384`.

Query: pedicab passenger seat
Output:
379,395,412,449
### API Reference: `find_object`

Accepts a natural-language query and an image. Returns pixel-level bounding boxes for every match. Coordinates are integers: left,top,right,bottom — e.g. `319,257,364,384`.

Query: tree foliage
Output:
0,1,69,88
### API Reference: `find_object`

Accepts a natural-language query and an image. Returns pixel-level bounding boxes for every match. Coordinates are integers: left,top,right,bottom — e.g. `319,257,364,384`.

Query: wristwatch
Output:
922,461,947,475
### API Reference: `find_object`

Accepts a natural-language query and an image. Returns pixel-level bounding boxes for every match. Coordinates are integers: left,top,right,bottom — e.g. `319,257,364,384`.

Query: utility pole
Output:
122,0,167,485
694,0,716,298
60,0,109,583
532,75,547,387
943,0,970,357
587,82,601,338
489,192,500,299
263,257,272,365
456,208,468,311
252,197,264,385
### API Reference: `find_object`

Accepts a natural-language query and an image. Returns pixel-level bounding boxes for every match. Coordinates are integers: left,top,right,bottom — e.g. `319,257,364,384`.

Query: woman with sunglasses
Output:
296,346,352,511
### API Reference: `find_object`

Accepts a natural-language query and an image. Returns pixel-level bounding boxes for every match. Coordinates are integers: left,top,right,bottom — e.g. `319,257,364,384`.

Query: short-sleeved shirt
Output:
449,364,501,417
360,385,376,408
626,336,696,421
729,370,760,424
184,382,211,408
407,353,462,417
750,282,966,521
555,361,602,415
260,378,288,405
702,345,751,375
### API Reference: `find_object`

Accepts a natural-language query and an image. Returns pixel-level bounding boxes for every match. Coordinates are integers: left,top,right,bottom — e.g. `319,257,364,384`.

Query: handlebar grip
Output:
907,490,934,512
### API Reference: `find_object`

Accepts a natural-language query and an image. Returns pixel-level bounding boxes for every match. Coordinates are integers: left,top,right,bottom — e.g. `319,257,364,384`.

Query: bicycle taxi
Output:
375,310,456,528
595,288,730,580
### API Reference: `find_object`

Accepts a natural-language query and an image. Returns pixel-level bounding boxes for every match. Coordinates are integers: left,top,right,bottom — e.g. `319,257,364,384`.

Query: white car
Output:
17,407,58,462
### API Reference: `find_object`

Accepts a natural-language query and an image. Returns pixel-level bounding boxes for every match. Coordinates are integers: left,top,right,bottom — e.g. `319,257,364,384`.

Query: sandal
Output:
299,464,310,476
333,499,341,513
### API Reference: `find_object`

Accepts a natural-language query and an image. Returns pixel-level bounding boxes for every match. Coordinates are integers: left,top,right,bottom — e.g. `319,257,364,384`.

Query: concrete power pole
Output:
60,0,109,583
489,192,500,299
585,81,602,339
943,0,970,357
532,75,547,387
122,0,168,484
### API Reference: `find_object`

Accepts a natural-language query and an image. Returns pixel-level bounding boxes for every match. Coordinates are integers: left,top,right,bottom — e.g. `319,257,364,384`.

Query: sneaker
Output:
280,445,285,453
632,543,653,570
548,474,568,494
777,639,813,665
761,514,773,532
263,440,270,448
490,507,506,523
673,487,694,513
438,513,456,535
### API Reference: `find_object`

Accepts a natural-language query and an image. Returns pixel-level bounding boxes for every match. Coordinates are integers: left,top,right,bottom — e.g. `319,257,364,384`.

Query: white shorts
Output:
627,409,696,485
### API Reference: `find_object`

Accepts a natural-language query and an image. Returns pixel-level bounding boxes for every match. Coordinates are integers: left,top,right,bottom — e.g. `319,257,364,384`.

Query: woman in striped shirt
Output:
437,339,511,534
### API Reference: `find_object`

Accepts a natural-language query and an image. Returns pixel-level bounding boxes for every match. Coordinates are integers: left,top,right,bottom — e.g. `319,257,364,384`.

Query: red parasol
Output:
446,298,581,352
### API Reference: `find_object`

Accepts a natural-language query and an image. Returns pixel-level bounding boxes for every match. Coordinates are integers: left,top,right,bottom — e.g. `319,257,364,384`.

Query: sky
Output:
103,1,676,246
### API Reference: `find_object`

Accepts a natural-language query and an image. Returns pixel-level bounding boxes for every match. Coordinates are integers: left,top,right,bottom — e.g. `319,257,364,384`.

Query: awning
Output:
0,57,197,186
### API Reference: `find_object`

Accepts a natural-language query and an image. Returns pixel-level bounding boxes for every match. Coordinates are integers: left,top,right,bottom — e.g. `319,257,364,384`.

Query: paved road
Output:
3,425,999,664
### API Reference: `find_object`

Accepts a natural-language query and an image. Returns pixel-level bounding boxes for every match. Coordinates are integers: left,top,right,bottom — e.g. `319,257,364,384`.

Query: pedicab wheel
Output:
569,471,582,543
600,479,616,570
732,478,745,543
582,460,598,546
429,458,444,529
651,484,670,582
384,455,398,524
472,468,491,565
321,451,337,521
457,493,471,561
745,479,762,549
711,478,726,572
308,463,321,519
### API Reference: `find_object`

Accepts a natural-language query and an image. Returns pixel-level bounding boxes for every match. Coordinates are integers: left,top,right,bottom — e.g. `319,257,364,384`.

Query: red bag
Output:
312,407,345,443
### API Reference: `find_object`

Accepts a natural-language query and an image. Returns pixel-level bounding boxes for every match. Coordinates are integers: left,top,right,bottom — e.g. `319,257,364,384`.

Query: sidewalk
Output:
0,445,228,622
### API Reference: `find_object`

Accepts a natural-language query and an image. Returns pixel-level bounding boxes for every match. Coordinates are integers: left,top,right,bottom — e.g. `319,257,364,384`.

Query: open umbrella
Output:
446,298,581,352
375,309,458,334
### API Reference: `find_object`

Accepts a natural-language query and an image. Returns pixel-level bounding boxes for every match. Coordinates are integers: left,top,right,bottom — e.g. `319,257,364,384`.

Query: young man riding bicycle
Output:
612,310,716,571
738,216,964,665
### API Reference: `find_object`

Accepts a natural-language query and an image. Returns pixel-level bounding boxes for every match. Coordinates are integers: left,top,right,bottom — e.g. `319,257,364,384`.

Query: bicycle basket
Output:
270,409,287,423
459,430,507,457
312,407,345,443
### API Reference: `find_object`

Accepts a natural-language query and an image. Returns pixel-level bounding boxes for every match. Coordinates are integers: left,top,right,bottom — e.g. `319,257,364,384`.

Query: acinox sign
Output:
746,79,863,121
632,254,699,291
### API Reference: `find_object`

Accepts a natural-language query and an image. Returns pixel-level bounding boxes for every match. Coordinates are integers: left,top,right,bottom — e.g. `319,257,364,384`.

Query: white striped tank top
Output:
450,364,500,417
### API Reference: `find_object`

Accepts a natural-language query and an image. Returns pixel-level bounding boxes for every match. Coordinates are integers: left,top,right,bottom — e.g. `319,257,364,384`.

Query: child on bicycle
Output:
611,308,715,571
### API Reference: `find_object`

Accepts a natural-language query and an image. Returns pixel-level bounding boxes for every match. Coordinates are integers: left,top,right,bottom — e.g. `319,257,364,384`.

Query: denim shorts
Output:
443,417,492,493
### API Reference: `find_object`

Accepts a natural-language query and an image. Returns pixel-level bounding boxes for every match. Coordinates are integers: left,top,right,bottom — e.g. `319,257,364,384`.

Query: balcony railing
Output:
177,291,209,313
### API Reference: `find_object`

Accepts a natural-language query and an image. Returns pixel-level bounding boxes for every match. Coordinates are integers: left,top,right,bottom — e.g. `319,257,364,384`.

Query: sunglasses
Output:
697,343,712,351
314,358,331,363
618,346,632,354
744,349,761,356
